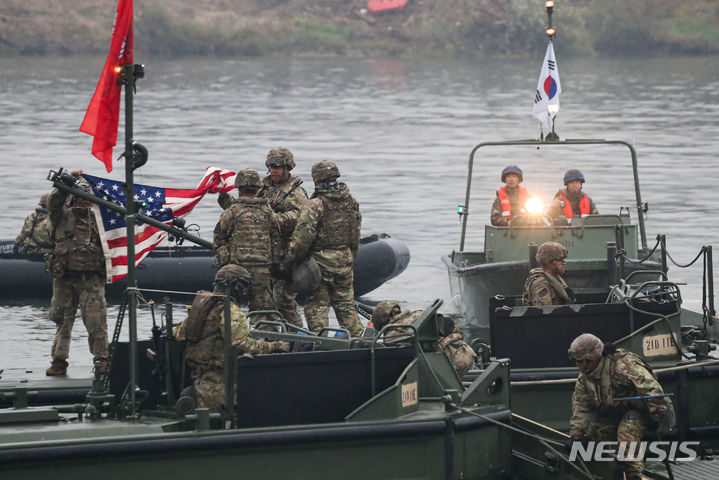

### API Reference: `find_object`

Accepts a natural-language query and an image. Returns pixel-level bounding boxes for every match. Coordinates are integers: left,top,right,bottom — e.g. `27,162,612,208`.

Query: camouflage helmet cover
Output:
214,264,252,291
311,160,341,183
563,169,585,185
234,168,262,190
501,165,523,183
568,333,604,361
371,301,401,331
536,241,568,265
266,147,296,170
39,193,50,209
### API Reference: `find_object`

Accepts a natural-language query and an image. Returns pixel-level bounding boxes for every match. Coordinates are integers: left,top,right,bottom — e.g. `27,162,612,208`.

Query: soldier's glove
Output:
272,341,291,353
647,411,664,432
563,436,589,453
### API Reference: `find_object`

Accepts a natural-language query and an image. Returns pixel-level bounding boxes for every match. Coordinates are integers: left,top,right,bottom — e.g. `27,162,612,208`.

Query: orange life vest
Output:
559,192,590,219
497,186,529,219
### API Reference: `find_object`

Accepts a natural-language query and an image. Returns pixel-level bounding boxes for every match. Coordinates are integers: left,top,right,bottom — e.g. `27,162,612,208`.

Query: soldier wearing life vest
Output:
490,165,531,226
13,193,54,255
548,169,598,224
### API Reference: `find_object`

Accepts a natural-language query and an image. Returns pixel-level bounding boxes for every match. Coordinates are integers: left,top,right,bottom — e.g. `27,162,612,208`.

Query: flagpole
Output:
544,1,559,141
122,60,139,419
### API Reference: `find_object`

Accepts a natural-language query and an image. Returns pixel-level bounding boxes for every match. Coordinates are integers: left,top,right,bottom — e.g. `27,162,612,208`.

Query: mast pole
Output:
122,61,138,419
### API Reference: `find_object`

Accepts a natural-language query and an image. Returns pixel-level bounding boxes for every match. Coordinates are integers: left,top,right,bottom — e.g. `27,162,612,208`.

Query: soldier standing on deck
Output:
286,161,363,337
522,241,575,306
218,147,308,327
13,193,54,255
568,333,672,480
44,171,108,376
214,169,281,326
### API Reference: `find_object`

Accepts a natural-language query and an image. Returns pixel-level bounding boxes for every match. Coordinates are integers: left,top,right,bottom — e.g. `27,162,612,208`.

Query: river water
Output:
1,54,717,370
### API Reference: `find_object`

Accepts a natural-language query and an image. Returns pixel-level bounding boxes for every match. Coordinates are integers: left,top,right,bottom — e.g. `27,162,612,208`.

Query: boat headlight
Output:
525,197,544,215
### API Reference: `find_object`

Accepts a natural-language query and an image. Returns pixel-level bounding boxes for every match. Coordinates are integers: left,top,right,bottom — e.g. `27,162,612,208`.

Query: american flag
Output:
82,167,236,283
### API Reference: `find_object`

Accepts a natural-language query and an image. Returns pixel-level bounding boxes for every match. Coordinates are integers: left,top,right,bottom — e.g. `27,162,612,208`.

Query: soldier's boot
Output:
45,359,69,376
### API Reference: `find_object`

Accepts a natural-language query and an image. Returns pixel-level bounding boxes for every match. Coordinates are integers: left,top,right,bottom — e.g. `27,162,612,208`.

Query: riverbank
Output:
1,0,718,58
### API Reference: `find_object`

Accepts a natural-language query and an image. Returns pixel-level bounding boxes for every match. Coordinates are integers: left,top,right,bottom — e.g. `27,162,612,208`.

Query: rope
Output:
665,244,705,269
615,237,661,265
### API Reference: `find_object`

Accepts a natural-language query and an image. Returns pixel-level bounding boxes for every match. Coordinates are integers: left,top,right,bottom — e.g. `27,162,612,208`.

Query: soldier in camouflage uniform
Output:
568,333,670,480
371,301,477,377
13,193,54,255
522,241,575,306
214,169,281,326
45,172,108,376
176,265,289,410
219,148,308,327
286,160,363,336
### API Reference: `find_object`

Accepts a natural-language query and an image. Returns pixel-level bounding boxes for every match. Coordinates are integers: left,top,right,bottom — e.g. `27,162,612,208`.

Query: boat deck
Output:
645,457,719,479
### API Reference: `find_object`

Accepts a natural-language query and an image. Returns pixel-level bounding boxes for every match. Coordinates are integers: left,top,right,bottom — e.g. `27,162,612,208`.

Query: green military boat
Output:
440,3,719,478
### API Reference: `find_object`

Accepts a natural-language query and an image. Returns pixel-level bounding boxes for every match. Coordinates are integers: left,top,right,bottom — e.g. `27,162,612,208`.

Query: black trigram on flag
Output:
548,59,556,71
534,89,542,104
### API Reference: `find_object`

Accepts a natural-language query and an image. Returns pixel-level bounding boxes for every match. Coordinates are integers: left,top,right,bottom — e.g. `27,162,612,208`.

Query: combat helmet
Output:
568,333,604,361
39,193,50,209
371,301,401,331
536,241,568,265
311,160,341,183
501,165,523,183
563,169,585,185
234,169,262,191
213,264,252,294
266,147,296,170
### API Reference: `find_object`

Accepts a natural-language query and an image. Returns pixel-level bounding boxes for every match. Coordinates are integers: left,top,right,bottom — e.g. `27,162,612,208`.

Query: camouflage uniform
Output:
180,290,287,409
386,309,476,377
286,161,362,336
13,194,54,255
522,268,572,306
45,184,108,375
571,347,668,479
218,150,308,327
214,194,281,326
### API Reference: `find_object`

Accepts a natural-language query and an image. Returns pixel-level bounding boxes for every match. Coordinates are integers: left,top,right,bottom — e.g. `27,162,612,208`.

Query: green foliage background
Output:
1,0,718,57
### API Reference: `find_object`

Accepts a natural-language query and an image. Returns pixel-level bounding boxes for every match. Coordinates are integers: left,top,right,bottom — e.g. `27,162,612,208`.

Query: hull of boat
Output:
0,233,410,302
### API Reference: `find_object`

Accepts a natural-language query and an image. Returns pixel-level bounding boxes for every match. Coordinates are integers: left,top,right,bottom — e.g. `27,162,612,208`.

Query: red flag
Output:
79,0,134,173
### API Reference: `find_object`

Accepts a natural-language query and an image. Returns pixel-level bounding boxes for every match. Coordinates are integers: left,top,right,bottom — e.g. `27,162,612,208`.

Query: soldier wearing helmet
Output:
286,160,363,337
568,333,671,480
177,264,290,410
522,241,575,306
548,169,598,224
44,170,108,376
491,165,533,226
13,192,54,255
370,301,477,377
217,148,310,327
213,168,282,326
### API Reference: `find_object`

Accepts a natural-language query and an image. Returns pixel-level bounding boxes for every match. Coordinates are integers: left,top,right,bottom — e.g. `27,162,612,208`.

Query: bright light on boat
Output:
525,197,544,215
546,26,556,36
114,66,122,73
547,103,560,114
545,1,554,8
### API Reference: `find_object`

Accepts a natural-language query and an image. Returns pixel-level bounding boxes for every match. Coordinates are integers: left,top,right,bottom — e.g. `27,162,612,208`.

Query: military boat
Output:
438,4,719,478
0,232,410,303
